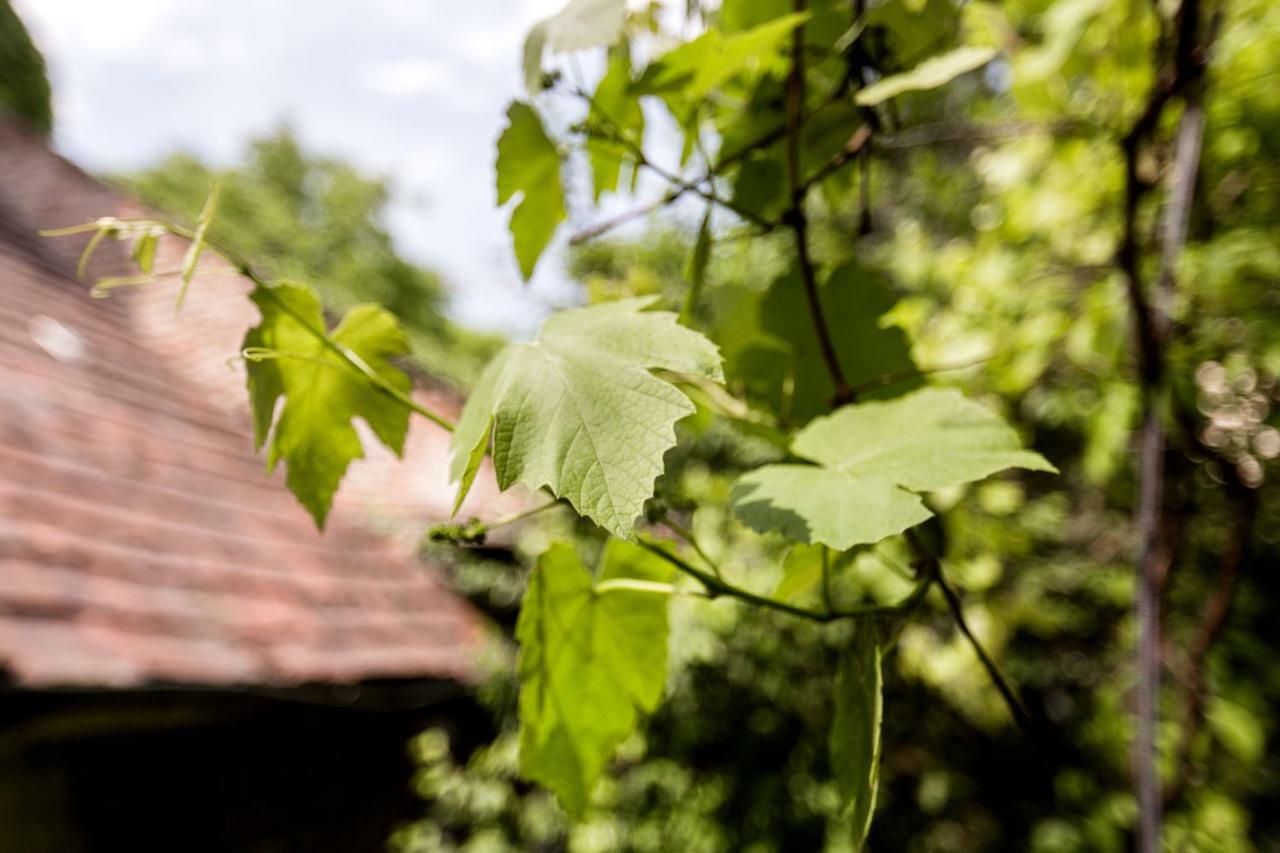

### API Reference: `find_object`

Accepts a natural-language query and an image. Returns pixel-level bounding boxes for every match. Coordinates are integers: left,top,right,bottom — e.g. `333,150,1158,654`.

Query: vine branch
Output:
637,537,931,624
784,0,854,407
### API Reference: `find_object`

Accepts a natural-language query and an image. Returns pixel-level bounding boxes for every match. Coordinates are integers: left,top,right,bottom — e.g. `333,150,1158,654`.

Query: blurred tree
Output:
116,129,500,387
0,0,53,134
393,0,1279,843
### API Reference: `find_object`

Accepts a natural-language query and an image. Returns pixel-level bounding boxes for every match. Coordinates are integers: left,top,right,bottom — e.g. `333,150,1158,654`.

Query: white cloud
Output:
363,58,451,97
15,0,185,57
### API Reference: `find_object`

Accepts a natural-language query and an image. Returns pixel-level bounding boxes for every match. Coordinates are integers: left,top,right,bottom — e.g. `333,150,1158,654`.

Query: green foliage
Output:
638,13,807,102
449,298,723,536
496,102,567,280
586,47,644,202
523,0,627,93
830,620,883,849
55,0,1280,844
117,128,496,387
243,281,412,528
733,388,1054,549
516,540,673,815
854,45,997,106
0,0,52,134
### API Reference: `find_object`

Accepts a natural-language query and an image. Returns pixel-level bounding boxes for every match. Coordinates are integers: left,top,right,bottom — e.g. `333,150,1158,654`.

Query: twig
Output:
569,190,683,245
933,562,1035,736
783,0,853,407
637,538,930,624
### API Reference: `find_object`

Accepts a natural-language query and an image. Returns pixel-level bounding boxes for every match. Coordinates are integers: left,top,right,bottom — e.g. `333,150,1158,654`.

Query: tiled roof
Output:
0,118,486,689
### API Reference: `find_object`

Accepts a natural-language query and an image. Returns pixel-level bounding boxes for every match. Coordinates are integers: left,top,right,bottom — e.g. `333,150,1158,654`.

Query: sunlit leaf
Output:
449,298,723,536
639,12,809,99
855,46,997,106
517,540,673,815
830,619,883,848
732,387,1055,548
523,0,627,92
496,101,566,280
243,281,412,529
587,47,645,201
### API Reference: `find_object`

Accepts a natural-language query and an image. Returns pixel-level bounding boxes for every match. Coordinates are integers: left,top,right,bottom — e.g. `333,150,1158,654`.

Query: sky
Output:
15,0,616,335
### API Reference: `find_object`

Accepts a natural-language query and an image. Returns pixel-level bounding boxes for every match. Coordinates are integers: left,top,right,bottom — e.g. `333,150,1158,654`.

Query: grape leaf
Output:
449,298,724,537
732,387,1055,548
831,619,883,849
855,46,997,106
517,540,673,816
587,48,645,201
496,102,566,280
715,261,917,425
242,282,412,529
638,12,809,99
523,0,627,93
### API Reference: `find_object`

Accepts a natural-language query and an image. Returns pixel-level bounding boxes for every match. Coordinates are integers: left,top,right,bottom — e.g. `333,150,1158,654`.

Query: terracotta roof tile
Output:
0,118,485,689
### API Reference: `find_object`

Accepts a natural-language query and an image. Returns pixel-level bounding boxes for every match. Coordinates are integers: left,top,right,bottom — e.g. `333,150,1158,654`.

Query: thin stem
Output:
637,538,926,624
486,496,562,533
933,563,1034,736
593,573,706,594
782,0,853,407
661,514,725,581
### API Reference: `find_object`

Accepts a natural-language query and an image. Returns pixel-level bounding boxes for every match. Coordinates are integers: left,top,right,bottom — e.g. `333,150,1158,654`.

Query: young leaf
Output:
732,387,1055,549
830,620,883,849
517,540,673,816
130,228,160,275
448,298,723,537
854,46,997,106
176,183,220,311
679,205,713,324
523,0,627,93
639,12,809,99
242,281,412,529
587,48,645,201
496,102,566,280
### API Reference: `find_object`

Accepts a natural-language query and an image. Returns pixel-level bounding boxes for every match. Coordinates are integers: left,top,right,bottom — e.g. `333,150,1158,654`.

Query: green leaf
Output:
725,261,918,425
774,543,824,602
130,229,159,275
732,387,1055,548
679,205,713,324
855,46,997,106
496,102,566,280
176,183,220,311
639,12,809,100
830,620,883,848
242,281,412,529
449,298,724,537
523,0,627,93
517,540,672,816
587,48,645,201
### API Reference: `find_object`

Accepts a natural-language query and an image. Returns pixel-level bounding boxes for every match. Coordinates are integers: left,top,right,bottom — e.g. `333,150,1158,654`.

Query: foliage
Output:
516,540,673,816
243,281,412,528
47,0,1280,847
0,0,52,134
115,128,498,386
449,298,723,536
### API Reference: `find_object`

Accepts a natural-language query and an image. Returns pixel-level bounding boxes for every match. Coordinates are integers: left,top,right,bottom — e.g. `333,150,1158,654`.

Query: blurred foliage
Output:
394,0,1280,846
115,129,500,388
0,0,52,134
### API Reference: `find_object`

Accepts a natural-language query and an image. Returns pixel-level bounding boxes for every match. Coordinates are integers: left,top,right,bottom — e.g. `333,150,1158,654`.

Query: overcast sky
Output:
15,0,612,334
